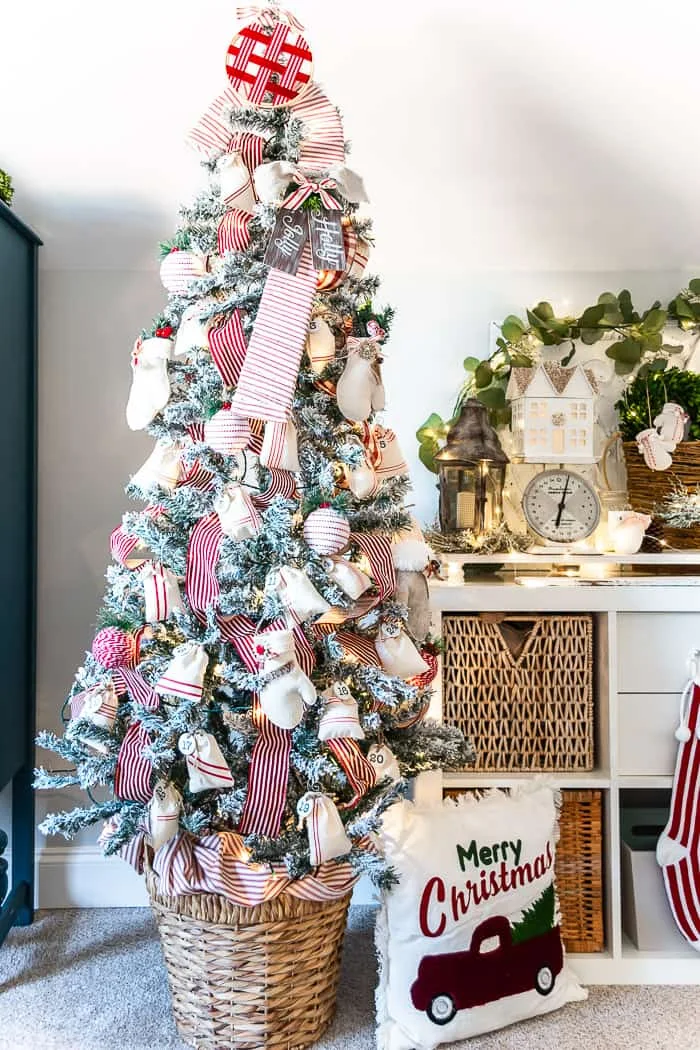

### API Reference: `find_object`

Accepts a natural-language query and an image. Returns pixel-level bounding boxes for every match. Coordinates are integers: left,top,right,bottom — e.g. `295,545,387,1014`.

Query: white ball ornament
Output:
160,248,208,294
204,403,248,456
303,504,351,555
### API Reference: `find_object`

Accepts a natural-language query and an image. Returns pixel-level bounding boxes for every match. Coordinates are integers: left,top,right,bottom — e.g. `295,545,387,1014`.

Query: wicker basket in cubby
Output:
441,613,594,771
444,788,604,953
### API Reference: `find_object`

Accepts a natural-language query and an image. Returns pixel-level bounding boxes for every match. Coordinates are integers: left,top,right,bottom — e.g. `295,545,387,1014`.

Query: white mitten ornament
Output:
260,419,300,472
296,792,353,865
318,681,365,741
178,730,234,793
305,317,336,374
156,642,209,702
141,563,185,623
375,621,430,679
303,505,350,555
368,742,401,784
654,402,689,447
174,302,211,357
636,427,675,471
148,781,181,852
126,337,172,431
255,628,317,730
336,340,385,422
322,556,372,600
274,565,330,621
214,483,261,541
131,439,182,492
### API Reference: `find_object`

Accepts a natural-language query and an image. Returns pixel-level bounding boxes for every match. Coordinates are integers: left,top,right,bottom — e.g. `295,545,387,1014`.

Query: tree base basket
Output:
146,867,351,1050
623,440,700,549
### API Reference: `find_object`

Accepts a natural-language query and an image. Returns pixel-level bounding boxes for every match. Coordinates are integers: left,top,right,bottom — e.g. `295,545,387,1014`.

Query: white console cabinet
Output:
429,572,700,984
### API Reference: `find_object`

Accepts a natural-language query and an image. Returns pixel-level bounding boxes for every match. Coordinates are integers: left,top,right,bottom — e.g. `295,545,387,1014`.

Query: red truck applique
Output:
410,914,563,1024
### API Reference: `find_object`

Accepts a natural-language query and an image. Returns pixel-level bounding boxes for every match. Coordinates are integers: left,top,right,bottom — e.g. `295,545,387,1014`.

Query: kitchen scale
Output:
521,468,601,553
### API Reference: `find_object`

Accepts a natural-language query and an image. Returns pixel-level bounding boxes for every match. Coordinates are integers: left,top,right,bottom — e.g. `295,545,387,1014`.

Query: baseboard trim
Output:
21,847,377,909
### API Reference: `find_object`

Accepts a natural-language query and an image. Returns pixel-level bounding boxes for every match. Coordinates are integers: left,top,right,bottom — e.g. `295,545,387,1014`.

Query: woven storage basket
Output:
623,439,700,549
441,613,594,771
146,864,351,1050
444,788,604,953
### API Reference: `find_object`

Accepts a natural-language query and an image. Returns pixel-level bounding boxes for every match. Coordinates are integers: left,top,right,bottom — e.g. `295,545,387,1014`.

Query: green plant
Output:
418,282,700,474
0,168,13,206
616,367,700,441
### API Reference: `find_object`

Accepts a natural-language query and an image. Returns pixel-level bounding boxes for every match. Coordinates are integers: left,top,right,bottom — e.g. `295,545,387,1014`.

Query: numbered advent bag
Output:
375,783,586,1049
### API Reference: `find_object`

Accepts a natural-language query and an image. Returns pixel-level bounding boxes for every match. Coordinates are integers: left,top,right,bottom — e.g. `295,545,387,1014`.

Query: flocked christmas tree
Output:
36,5,471,895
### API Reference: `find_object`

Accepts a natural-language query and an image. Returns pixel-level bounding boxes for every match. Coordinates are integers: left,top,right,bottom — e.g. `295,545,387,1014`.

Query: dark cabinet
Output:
0,201,40,942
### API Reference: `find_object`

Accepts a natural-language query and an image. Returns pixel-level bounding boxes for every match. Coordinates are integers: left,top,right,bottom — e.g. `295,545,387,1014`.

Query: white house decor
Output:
506,363,599,464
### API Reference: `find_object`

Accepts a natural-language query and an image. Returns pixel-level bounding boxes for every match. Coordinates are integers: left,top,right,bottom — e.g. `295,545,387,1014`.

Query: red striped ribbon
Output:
110,505,164,569
326,737,375,808
281,174,340,212
252,468,297,509
185,513,223,624
209,310,248,388
231,242,317,422
350,532,396,601
334,631,381,667
114,721,153,803
187,82,343,170
217,210,252,254
151,830,356,905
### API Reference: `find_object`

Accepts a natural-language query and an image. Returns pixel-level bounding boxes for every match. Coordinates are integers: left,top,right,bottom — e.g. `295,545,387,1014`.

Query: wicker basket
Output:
444,788,604,953
623,439,700,549
146,865,351,1050
441,613,594,771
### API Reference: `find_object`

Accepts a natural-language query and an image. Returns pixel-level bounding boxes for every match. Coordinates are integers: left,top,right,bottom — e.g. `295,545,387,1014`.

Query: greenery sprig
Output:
616,367,700,442
417,283,700,474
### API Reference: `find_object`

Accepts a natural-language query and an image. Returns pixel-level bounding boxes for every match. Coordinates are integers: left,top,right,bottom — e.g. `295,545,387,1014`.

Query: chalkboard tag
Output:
308,210,346,272
264,209,309,274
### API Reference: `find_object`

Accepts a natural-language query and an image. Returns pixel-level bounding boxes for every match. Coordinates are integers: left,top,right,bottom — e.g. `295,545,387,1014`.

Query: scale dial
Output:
522,469,600,545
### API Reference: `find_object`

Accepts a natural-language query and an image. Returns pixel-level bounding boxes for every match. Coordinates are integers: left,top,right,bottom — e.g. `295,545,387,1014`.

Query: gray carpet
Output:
0,907,695,1049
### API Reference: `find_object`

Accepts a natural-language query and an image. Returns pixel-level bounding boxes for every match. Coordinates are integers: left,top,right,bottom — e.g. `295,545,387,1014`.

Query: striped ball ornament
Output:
303,505,350,555
92,627,137,670
160,249,208,294
204,404,249,455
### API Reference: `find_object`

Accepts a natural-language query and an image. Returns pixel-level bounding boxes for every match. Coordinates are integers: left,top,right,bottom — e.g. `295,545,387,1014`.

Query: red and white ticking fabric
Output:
110,504,165,570
407,649,439,690
155,642,209,703
229,130,266,170
217,210,252,255
657,653,700,950
226,21,313,107
204,405,251,455
141,563,184,623
238,695,292,837
150,830,357,905
114,721,153,803
303,506,351,555
160,249,207,294
333,631,382,668
218,151,256,214
209,311,248,388
325,737,375,808
187,82,344,170
280,173,340,212
186,513,224,624
231,243,317,422
350,532,396,601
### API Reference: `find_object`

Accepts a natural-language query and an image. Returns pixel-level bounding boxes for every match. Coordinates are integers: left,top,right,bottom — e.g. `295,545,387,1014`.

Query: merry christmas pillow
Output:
375,783,586,1049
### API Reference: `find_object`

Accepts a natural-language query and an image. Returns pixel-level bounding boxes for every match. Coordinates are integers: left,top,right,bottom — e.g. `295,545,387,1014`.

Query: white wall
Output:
2,0,700,869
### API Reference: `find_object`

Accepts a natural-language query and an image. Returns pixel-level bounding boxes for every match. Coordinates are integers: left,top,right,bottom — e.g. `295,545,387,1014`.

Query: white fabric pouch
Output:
375,622,430,679
156,642,209,702
178,730,234,793
297,791,353,865
318,681,365,740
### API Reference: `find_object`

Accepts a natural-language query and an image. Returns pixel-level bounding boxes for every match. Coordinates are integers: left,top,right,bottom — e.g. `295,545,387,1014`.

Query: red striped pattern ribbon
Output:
333,631,381,667
325,737,375,808
151,830,357,904
252,468,297,508
281,174,340,212
187,83,343,169
217,210,252,254
231,242,317,422
114,721,153,803
238,695,292,837
185,513,223,624
110,505,164,569
350,532,396,601
229,130,266,171
178,424,215,492
235,5,305,32
209,311,248,388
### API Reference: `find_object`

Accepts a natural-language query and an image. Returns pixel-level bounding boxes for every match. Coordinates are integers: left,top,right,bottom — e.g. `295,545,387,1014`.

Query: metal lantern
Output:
435,399,509,535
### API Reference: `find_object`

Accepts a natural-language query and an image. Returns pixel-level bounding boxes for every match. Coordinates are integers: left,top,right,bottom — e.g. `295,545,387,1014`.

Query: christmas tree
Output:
36,5,471,895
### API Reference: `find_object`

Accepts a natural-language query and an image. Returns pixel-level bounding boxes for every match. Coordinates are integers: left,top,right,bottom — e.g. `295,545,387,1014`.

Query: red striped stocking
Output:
657,655,700,949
